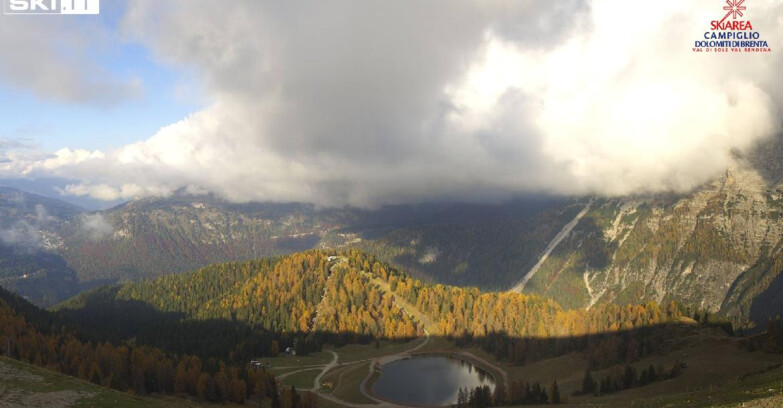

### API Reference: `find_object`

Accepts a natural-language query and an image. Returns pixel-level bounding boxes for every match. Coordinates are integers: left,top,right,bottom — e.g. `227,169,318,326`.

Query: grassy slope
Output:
279,368,322,389
254,332,783,408
0,356,237,408
502,335,783,408
330,361,375,404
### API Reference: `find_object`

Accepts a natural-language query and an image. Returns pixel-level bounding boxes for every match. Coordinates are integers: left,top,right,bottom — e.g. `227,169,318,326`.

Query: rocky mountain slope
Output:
520,136,783,328
59,197,343,283
0,188,82,306
59,194,563,286
0,188,566,304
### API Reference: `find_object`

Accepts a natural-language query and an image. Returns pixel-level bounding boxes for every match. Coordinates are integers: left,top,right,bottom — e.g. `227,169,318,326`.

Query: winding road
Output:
280,264,510,407
311,350,338,391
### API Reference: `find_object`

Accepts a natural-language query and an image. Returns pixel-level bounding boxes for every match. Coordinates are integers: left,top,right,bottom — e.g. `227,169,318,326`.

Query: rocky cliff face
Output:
525,134,783,327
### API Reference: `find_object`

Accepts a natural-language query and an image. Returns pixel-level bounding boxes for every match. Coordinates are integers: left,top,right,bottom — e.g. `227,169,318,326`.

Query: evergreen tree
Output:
539,387,548,404
271,391,281,408
639,368,649,386
623,365,636,389
456,387,467,408
492,382,506,405
550,380,560,404
582,369,596,394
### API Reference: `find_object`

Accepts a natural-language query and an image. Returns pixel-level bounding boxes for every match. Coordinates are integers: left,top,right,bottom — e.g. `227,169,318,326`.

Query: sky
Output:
0,0,781,209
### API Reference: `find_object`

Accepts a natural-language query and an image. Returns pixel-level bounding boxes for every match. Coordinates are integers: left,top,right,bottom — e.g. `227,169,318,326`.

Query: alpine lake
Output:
371,355,496,406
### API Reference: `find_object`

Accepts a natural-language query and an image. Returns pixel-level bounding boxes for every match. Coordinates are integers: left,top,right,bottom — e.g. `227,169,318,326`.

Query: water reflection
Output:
371,356,496,406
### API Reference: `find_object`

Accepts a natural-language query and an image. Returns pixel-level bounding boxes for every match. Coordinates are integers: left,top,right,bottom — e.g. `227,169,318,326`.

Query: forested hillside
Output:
4,249,780,408
0,188,83,306
0,286,300,406
58,197,341,283
60,250,724,371
342,251,724,368
0,187,84,229
57,251,421,360
0,244,79,307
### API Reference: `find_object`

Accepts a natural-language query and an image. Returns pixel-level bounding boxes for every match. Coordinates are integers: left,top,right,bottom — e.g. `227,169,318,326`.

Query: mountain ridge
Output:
2,142,783,328
518,134,783,327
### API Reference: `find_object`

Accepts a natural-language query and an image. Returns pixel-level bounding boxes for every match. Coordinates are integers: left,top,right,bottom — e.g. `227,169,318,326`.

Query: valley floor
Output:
263,274,783,408
268,333,783,408
7,251,783,408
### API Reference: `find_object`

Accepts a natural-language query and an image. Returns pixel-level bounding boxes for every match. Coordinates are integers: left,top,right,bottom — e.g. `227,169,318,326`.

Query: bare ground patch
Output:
0,387,95,408
0,361,43,382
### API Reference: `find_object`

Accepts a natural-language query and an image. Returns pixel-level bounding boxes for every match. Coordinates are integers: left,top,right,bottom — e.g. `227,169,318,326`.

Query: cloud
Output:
0,204,49,250
80,213,113,240
1,0,782,207
0,220,40,250
0,15,142,105
35,204,51,223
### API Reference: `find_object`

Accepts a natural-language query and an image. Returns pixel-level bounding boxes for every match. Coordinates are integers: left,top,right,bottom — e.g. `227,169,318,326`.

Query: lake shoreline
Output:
368,353,498,407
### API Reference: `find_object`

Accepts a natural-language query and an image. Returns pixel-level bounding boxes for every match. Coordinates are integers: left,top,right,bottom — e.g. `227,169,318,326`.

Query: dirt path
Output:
310,350,339,391
277,367,322,381
510,199,593,292
270,364,327,370
311,258,345,331
309,270,506,407
369,277,439,335
316,390,380,408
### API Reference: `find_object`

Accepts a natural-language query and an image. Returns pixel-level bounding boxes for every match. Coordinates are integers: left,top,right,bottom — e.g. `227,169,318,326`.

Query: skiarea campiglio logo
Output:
693,0,772,53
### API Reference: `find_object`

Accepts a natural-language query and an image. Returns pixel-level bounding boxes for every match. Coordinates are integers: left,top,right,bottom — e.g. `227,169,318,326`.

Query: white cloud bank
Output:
80,213,113,240
1,0,781,207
